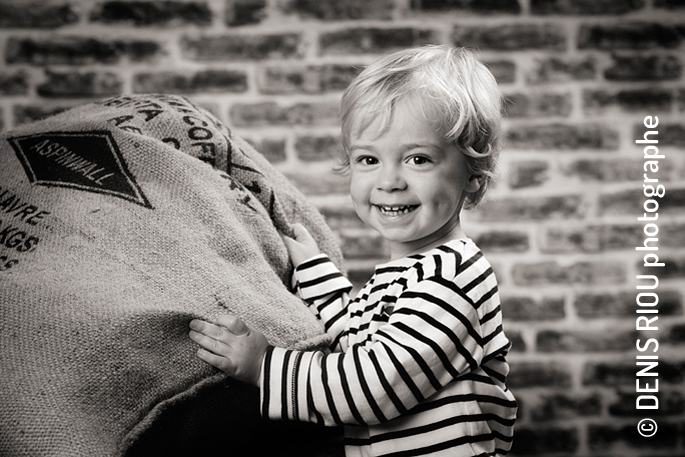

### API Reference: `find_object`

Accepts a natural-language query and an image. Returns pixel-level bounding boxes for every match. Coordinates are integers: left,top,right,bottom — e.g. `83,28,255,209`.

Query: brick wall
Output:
1,0,684,455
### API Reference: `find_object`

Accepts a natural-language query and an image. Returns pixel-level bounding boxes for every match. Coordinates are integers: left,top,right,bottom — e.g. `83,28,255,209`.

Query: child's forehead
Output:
347,96,446,143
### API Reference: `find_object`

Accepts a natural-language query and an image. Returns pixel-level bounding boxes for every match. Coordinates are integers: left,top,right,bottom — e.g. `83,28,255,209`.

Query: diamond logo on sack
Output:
8,131,152,208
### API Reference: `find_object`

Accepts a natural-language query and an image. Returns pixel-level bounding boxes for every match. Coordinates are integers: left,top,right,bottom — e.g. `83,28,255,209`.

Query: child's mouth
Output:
376,205,419,216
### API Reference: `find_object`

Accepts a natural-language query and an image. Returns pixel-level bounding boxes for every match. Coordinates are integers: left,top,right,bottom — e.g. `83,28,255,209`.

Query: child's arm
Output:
190,276,506,427
189,315,269,387
261,276,508,427
282,223,353,347
280,223,321,268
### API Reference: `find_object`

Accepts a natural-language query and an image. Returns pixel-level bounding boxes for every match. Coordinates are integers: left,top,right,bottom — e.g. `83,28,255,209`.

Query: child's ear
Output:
465,175,481,193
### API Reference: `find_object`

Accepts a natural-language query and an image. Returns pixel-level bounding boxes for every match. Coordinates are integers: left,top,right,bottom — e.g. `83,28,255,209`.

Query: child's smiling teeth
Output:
377,205,418,215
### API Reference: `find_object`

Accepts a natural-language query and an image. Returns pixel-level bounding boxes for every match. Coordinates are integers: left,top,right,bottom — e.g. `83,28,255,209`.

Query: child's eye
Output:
408,155,431,165
356,156,378,166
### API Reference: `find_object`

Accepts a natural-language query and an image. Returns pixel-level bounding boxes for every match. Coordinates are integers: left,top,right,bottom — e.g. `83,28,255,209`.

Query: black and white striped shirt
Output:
260,238,517,457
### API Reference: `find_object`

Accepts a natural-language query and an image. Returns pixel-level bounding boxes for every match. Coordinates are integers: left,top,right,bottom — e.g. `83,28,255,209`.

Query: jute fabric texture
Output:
0,94,343,456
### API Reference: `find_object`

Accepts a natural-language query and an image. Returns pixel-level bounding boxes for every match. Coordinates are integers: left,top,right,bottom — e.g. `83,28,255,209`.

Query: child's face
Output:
348,101,480,259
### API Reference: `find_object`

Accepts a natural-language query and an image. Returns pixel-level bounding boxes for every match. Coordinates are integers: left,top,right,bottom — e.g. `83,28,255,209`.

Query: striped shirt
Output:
260,238,517,457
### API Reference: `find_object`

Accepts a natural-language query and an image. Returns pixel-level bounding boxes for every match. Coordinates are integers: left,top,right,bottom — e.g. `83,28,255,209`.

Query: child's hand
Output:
189,315,269,387
281,223,321,268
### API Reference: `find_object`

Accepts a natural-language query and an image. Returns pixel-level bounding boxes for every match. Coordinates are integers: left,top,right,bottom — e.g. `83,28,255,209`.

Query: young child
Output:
189,45,517,457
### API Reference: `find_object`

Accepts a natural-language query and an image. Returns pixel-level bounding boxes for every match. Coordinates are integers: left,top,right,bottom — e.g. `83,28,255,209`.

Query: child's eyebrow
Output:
348,144,376,153
402,142,440,150
349,142,441,152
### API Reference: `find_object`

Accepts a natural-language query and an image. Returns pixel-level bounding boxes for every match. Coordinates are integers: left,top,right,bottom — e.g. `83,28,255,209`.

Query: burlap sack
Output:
0,94,343,456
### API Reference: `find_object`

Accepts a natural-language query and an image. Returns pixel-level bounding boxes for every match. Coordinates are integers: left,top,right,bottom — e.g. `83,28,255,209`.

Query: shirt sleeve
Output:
260,274,487,427
292,254,353,345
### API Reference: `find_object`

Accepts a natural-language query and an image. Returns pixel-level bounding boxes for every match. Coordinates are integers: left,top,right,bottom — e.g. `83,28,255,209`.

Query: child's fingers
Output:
197,348,235,374
189,329,228,355
280,226,299,249
279,224,302,243
276,224,294,239
215,314,249,336
189,319,224,338
291,223,311,241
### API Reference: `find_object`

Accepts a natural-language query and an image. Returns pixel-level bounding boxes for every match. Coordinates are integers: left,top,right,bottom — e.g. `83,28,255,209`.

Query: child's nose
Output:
376,164,407,192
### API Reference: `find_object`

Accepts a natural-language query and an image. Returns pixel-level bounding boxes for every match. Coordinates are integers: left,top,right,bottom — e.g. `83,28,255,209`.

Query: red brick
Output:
562,159,674,183
600,187,685,216
194,102,221,121
8,37,113,65
0,3,78,28
229,101,339,127
563,159,645,182
662,123,685,147
578,22,681,50
124,41,164,63
526,56,597,84
584,88,673,113
90,1,212,26
284,172,349,197
598,190,639,215
542,224,643,253
181,34,303,61
287,0,394,20
507,160,549,188
530,393,602,421
243,137,286,163
0,71,29,96
226,0,267,26
633,122,685,147
583,362,636,386
412,0,521,14
663,223,685,248
605,54,682,81
12,104,74,126
506,123,619,150
318,206,365,230
501,295,565,321
507,361,573,388
668,323,685,344
637,257,685,280
36,70,122,98
319,28,437,56
5,37,163,66
257,64,362,94
133,70,248,94
473,230,529,253
504,92,572,118
585,360,685,386
452,24,567,51
531,0,645,14
536,329,634,352
473,195,585,222
295,135,342,162
484,60,516,84
512,261,626,286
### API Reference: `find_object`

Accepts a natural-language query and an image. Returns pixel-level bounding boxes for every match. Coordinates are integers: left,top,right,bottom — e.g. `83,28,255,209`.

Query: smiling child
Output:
189,45,517,457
